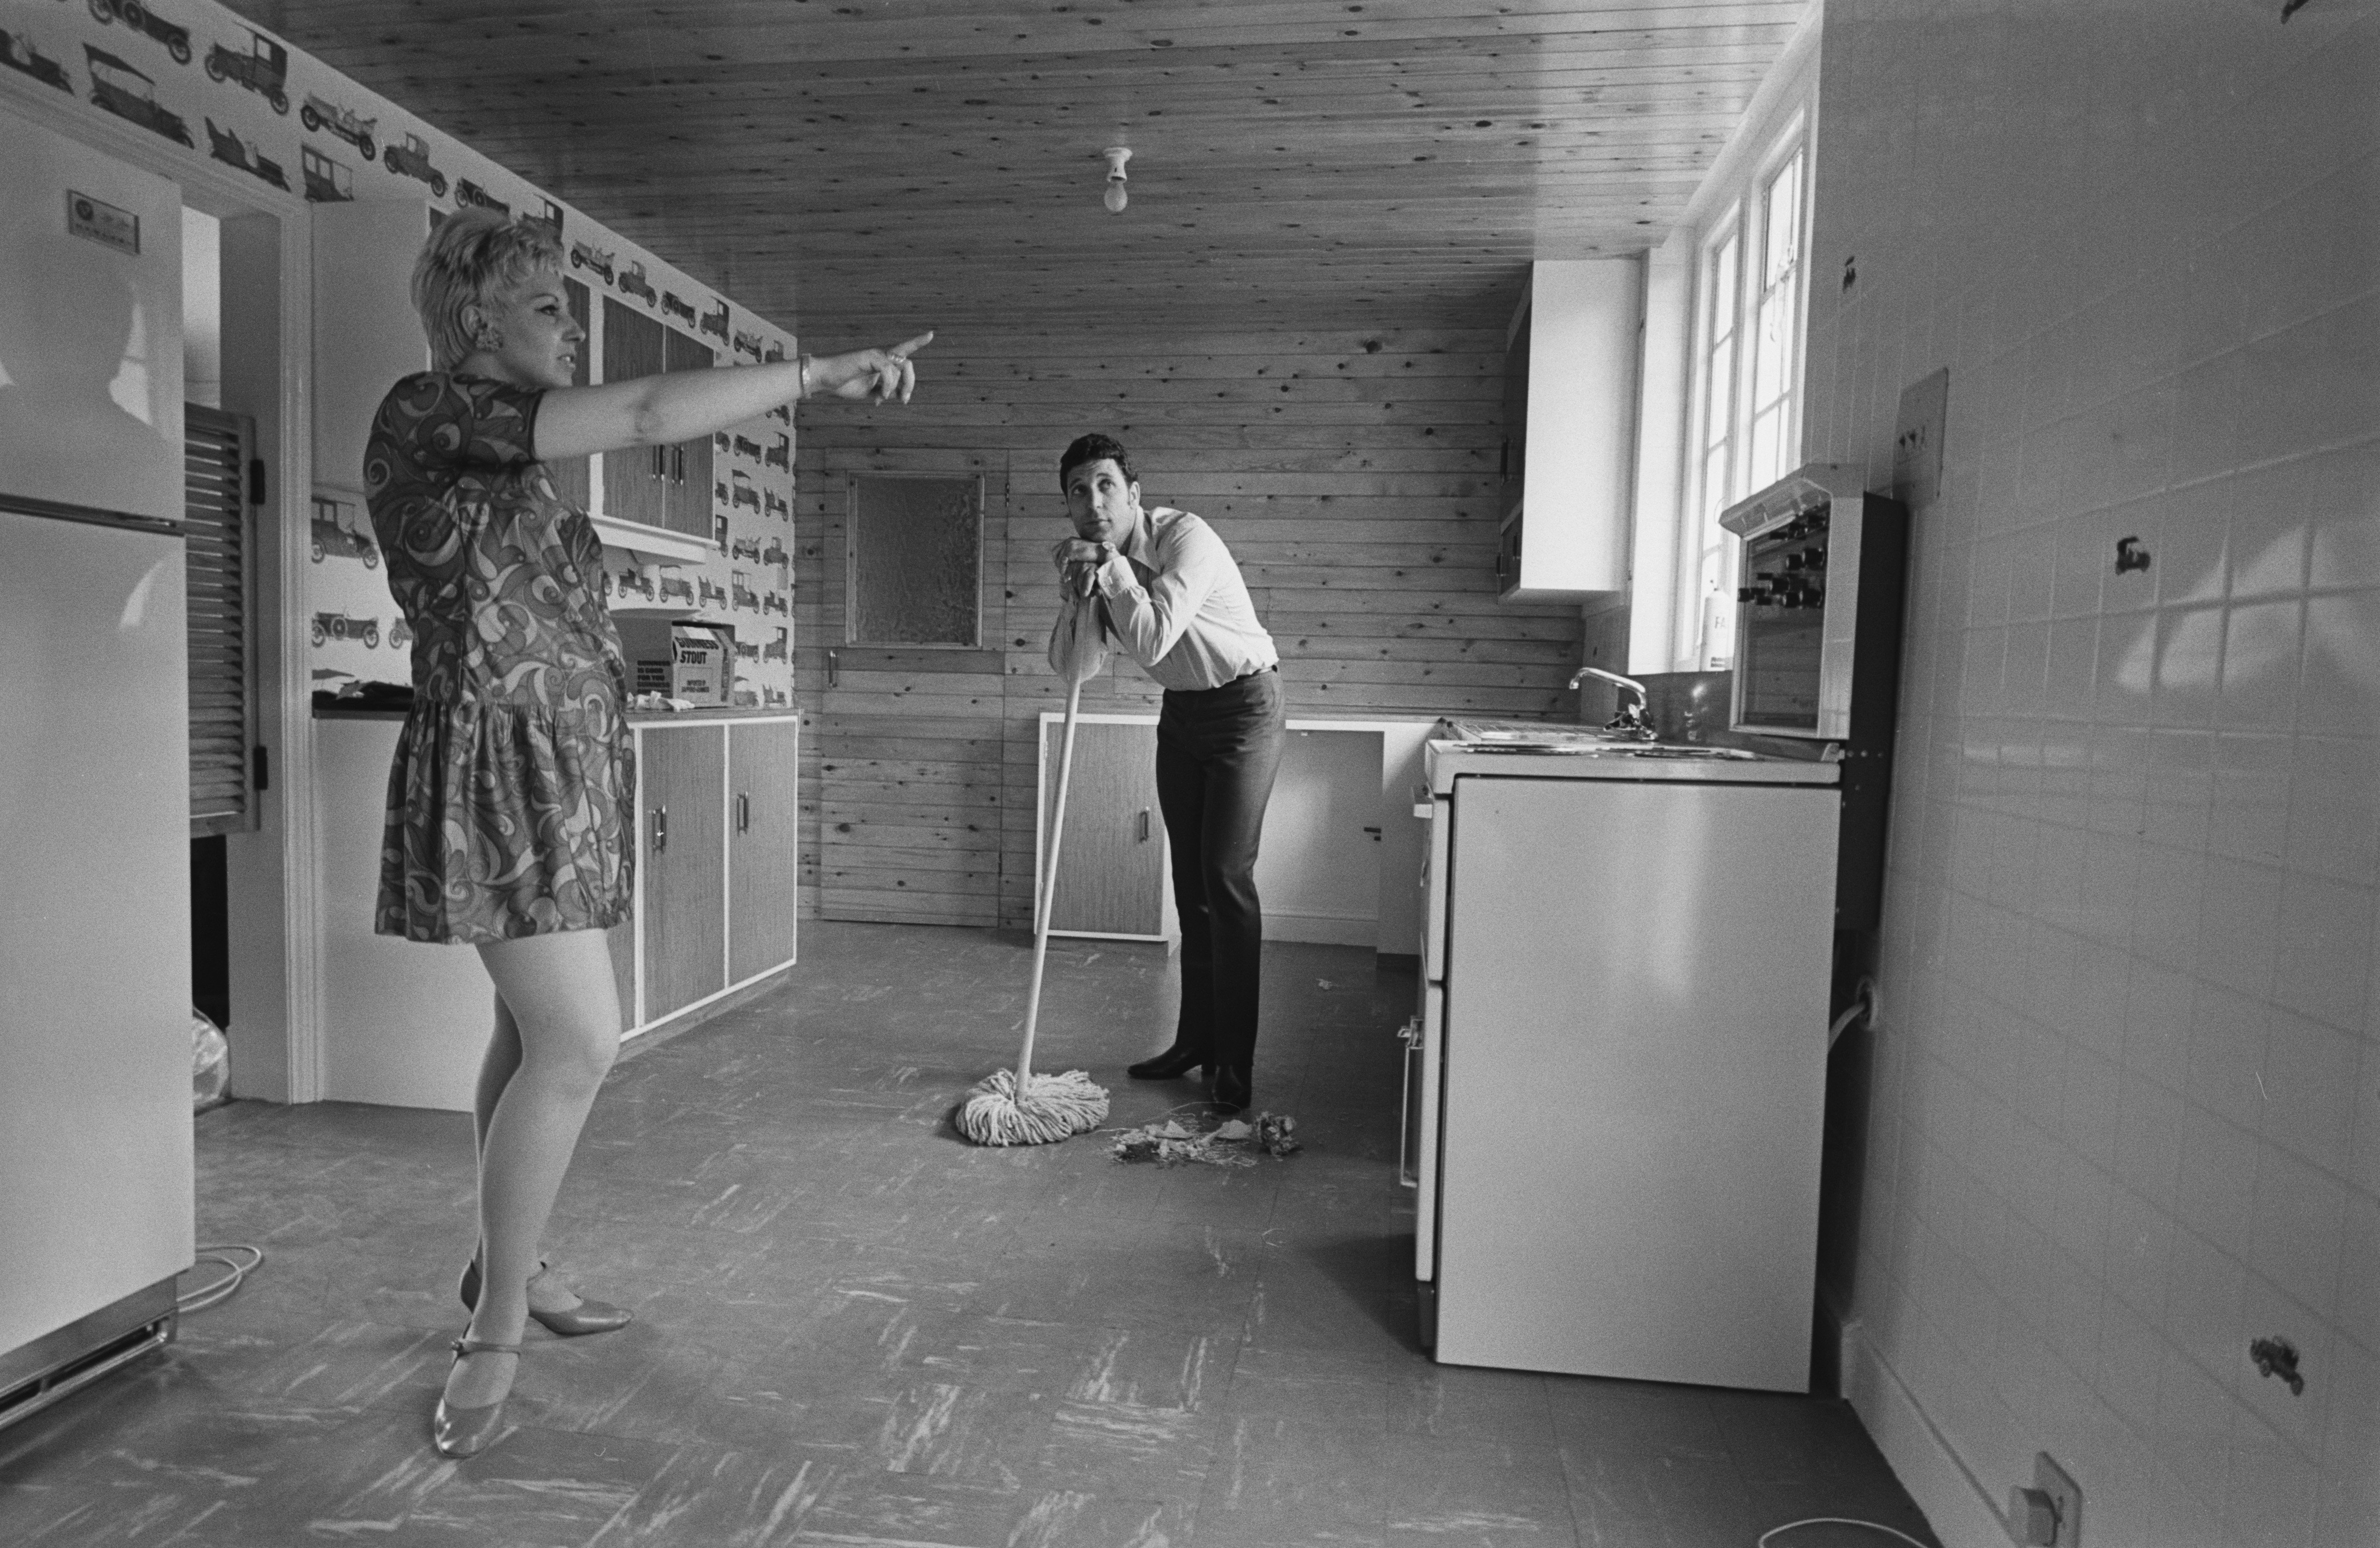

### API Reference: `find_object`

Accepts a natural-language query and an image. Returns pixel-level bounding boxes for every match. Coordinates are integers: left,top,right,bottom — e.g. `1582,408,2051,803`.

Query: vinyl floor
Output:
0,922,1939,1548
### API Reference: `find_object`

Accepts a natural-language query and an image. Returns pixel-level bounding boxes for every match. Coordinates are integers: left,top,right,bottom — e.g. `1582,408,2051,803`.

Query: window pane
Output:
1710,232,1740,342
1753,288,1789,406
1704,344,1734,456
1748,406,1784,493
849,475,982,645
1763,152,1802,291
1703,446,1731,524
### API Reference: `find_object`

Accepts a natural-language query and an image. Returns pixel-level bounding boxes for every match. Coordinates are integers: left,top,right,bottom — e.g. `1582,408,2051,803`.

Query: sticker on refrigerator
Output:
66,191,140,255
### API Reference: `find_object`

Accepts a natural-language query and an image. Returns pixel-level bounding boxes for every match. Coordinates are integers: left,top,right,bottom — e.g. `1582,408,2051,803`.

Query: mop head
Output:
956,1068,1112,1147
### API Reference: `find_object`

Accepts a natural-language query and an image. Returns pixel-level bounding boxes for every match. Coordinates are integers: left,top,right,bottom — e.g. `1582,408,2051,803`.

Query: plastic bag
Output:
192,1010,229,1110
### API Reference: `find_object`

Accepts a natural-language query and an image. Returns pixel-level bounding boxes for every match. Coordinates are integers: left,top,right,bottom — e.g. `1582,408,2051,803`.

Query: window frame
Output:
1672,110,1813,673
841,470,987,649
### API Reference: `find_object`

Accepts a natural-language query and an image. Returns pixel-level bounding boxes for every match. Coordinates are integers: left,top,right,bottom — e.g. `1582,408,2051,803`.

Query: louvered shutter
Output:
185,405,259,836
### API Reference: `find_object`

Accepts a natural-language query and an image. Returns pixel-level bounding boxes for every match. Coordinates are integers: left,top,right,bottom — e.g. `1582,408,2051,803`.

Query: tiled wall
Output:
1805,3,2379,1543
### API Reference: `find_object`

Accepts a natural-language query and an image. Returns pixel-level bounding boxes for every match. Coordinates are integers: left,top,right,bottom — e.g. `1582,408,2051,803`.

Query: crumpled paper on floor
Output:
1108,1111,1300,1166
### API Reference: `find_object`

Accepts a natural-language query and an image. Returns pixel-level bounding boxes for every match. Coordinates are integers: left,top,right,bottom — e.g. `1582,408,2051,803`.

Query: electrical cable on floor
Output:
175,1246,263,1314
1757,1518,1932,1548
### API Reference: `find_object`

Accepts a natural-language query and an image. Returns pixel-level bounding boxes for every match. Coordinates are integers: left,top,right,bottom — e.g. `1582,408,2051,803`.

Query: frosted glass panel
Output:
848,474,981,646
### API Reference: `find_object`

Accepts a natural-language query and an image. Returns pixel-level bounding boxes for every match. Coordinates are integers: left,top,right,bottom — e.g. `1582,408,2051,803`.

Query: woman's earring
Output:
474,325,502,352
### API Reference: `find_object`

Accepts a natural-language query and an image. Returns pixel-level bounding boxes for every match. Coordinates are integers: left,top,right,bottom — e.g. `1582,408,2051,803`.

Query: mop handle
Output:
1015,675,1084,1087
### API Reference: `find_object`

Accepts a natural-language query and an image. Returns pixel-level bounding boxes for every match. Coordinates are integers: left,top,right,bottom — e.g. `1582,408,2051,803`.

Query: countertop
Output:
314,700,799,723
1423,736,1840,795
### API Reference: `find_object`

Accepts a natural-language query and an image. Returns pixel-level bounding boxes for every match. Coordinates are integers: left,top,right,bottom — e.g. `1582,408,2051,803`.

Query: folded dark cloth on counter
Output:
314,681,415,714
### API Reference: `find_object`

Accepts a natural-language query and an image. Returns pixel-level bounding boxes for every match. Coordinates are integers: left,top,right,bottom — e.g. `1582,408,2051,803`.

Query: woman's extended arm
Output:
532,333,932,461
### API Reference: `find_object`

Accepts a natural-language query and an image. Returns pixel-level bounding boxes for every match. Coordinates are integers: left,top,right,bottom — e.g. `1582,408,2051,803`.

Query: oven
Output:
1721,462,1909,930
1722,463,1906,744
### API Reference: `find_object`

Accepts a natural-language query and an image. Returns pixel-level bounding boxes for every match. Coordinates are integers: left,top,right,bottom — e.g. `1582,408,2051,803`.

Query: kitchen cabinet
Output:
315,710,799,1109
1496,259,1643,601
729,719,803,982
1035,712,1435,950
641,720,728,1021
634,714,802,1024
1038,717,1166,939
601,300,715,541
546,276,594,513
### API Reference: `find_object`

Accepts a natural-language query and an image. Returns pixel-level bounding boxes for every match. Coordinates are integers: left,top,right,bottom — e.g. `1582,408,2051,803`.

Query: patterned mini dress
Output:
364,372,634,944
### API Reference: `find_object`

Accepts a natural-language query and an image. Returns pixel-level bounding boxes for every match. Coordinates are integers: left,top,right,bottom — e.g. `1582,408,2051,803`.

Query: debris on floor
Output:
1108,1110,1301,1166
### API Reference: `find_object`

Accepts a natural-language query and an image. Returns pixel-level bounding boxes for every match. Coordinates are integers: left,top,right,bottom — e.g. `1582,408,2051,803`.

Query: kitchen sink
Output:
1460,740,1760,760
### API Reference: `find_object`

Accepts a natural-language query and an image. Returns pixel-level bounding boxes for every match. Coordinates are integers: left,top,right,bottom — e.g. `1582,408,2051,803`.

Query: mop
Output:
956,673,1111,1146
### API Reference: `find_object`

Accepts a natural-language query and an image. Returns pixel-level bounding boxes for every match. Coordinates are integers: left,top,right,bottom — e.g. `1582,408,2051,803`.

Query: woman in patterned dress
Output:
368,207,929,1457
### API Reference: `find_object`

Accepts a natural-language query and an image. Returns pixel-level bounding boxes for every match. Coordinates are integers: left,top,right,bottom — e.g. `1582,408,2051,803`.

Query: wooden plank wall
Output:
793,318,1584,928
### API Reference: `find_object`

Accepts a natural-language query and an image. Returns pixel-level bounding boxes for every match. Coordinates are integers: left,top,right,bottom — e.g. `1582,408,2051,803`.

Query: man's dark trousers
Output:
1154,666,1286,1069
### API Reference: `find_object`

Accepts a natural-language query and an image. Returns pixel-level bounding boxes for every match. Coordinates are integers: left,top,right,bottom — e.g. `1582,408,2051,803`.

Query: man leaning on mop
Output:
1047,433,1286,1113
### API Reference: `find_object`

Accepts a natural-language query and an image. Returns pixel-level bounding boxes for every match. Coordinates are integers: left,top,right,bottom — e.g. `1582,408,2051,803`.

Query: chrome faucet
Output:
1568,666,1657,741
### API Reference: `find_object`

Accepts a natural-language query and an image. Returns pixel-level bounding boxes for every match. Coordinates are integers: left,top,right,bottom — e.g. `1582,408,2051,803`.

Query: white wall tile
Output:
1815,9,2379,1535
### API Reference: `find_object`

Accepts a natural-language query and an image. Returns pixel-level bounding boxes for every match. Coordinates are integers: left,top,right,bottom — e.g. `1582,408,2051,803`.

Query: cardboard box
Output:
667,625,730,702
615,618,733,704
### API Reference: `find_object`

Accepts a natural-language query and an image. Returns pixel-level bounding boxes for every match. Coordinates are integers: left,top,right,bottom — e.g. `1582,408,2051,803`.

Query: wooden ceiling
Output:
252,0,1808,334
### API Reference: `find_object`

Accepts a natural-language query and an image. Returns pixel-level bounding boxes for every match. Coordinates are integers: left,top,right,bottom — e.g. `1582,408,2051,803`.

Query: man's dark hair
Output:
1058,433,1135,492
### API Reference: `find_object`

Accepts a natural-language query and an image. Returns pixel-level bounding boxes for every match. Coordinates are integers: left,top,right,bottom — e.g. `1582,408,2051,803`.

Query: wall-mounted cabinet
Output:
601,299,715,541
547,276,594,512
1497,259,1645,602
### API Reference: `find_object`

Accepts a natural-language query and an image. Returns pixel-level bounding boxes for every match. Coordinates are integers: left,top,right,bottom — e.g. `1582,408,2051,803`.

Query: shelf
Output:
607,601,703,620
592,515,716,565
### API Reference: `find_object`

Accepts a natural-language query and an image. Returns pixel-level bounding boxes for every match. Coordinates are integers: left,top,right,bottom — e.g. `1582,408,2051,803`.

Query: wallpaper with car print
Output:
0,0,799,709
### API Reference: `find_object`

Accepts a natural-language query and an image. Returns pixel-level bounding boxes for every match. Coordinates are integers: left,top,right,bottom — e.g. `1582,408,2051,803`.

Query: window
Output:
845,473,983,647
1681,127,1809,670
185,405,259,835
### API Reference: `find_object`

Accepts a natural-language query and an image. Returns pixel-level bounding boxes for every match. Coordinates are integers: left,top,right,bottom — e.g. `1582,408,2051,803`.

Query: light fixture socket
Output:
1102,146,1132,212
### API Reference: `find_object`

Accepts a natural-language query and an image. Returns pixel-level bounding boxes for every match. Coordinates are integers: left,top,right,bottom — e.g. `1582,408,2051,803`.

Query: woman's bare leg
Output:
472,992,524,1158
443,928,620,1410
467,994,592,1316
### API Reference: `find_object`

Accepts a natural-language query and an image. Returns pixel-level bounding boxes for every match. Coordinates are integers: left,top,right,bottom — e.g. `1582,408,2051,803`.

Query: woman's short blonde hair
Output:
410,206,565,370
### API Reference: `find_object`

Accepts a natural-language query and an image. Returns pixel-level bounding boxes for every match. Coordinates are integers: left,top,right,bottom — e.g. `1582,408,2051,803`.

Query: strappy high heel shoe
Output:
460,1254,632,1337
432,1336,520,1458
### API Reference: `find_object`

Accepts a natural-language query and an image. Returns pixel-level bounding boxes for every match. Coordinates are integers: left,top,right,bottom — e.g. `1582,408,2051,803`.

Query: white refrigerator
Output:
0,103,195,1424
1418,750,1841,1392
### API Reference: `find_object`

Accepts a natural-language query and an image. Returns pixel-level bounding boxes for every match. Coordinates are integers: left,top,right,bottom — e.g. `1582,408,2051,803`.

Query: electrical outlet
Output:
1891,367,1949,508
2010,1452,2082,1546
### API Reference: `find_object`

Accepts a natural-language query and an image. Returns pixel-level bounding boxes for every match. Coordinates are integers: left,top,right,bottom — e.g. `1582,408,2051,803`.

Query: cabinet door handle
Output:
673,446,686,484
827,649,838,688
736,792,751,833
652,805,667,852
1136,809,1150,842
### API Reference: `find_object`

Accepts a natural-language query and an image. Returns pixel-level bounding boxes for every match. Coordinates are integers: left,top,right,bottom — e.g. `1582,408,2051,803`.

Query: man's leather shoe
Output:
1127,1042,1211,1080
1213,1064,1252,1110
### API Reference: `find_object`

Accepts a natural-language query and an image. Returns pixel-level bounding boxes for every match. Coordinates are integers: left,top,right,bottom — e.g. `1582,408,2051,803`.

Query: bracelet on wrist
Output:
798,354,813,398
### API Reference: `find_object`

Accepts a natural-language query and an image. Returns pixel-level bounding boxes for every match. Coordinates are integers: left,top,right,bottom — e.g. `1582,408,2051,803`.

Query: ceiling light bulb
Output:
1102,146,1131,214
